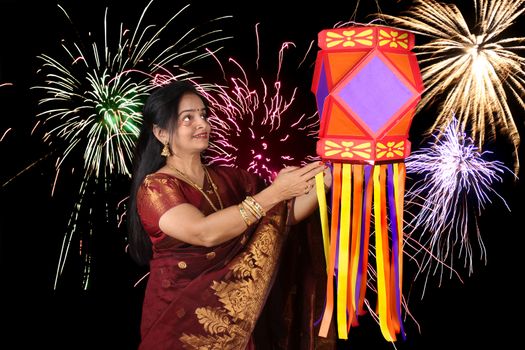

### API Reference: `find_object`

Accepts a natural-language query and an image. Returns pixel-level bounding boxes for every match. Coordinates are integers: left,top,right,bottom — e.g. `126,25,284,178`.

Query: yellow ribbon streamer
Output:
316,171,330,269
318,163,342,337
337,163,352,339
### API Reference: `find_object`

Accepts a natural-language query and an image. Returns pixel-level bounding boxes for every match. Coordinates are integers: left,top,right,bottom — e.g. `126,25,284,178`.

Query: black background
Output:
1,0,523,349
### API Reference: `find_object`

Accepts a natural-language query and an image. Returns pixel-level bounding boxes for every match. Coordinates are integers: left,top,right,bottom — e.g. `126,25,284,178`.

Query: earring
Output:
161,142,171,157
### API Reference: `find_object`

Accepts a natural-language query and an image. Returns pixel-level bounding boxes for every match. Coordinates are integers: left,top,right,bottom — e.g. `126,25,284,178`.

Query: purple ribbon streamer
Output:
387,163,405,339
354,165,372,314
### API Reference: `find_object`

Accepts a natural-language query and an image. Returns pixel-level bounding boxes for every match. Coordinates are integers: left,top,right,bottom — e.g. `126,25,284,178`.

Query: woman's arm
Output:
158,162,326,247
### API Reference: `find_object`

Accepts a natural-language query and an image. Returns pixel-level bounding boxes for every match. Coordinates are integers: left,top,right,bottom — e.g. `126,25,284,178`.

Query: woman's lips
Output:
193,132,208,138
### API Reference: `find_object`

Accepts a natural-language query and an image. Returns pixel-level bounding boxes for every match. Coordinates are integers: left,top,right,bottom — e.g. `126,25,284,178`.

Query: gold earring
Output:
161,142,171,157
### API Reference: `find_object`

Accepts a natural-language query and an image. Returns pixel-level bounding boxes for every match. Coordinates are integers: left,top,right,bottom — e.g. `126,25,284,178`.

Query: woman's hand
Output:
271,161,326,201
283,161,330,224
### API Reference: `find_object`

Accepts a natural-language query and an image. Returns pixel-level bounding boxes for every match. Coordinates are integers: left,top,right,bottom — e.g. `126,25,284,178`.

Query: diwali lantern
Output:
311,26,424,341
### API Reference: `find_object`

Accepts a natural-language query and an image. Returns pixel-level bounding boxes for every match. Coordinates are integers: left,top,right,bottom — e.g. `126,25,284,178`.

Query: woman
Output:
127,80,330,349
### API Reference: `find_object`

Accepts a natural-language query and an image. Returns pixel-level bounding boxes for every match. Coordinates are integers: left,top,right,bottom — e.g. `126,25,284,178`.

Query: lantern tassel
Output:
317,163,405,341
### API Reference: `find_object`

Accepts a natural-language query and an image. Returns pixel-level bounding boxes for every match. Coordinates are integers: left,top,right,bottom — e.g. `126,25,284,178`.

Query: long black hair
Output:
127,80,207,265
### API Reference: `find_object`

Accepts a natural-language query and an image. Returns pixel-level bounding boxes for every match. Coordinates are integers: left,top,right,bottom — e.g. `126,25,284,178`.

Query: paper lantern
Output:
312,26,424,341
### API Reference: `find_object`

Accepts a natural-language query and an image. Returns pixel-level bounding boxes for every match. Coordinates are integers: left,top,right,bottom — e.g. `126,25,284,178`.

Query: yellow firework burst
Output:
381,0,525,172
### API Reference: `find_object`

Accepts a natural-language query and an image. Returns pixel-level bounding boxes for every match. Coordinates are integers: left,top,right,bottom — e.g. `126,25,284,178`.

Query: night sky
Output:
1,0,524,349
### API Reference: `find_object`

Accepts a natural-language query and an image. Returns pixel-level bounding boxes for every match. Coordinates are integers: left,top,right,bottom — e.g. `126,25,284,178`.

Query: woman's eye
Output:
180,112,207,124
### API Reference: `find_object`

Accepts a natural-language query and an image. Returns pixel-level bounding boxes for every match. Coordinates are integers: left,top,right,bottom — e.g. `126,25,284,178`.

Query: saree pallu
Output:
139,201,290,350
255,212,337,350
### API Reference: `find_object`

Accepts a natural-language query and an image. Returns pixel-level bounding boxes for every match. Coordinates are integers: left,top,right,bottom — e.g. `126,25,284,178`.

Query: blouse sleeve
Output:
137,173,187,240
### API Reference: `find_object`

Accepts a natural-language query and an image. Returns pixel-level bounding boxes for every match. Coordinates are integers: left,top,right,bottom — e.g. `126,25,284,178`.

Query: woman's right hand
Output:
271,161,326,201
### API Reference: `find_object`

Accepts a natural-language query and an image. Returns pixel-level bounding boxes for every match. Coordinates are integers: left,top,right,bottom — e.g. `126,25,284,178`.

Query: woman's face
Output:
170,92,211,155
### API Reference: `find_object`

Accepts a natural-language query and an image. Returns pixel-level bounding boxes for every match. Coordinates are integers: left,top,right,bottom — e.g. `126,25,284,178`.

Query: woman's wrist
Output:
252,184,284,214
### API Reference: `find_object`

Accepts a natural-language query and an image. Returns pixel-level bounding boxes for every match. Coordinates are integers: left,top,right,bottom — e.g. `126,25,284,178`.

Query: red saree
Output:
136,166,291,349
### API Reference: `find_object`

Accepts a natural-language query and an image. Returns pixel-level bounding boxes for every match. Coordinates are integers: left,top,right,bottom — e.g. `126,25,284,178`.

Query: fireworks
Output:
405,117,512,284
31,0,231,289
33,1,230,179
381,0,525,172
197,33,320,184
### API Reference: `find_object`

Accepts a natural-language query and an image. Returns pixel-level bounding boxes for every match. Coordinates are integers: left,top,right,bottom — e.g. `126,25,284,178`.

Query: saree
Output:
136,166,291,349
255,213,337,350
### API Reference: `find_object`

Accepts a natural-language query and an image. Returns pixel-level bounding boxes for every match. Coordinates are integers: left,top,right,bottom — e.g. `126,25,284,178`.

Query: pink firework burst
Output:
198,32,321,184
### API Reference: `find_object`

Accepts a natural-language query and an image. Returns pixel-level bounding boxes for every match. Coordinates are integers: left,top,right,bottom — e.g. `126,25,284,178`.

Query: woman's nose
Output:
195,121,205,129
194,117,207,129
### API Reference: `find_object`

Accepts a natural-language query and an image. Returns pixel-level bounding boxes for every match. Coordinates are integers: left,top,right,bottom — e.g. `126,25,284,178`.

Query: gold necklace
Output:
167,165,224,212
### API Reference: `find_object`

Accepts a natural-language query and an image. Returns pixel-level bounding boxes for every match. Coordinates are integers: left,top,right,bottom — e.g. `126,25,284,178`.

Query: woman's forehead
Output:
178,93,205,113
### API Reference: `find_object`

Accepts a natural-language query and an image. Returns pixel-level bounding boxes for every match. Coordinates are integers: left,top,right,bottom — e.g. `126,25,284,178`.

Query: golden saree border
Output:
179,201,289,349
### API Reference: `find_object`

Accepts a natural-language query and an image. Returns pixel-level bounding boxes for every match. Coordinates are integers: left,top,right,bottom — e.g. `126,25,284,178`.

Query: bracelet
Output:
242,199,260,219
238,204,253,226
245,196,266,216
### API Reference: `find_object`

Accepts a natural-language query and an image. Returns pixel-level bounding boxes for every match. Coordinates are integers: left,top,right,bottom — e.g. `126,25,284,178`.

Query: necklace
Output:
167,165,224,212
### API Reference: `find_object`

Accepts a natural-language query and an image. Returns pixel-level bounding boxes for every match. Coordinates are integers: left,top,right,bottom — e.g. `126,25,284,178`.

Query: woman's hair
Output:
127,80,207,265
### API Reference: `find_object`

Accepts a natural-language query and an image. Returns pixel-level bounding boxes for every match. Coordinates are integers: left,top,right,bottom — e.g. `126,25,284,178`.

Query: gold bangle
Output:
242,201,262,220
242,199,261,220
245,196,266,216
238,204,253,226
